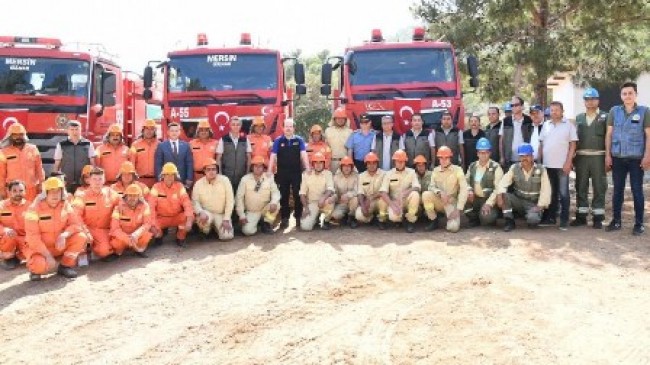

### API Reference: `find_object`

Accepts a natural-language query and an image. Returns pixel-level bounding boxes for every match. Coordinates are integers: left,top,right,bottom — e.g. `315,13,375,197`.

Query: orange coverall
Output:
306,141,332,170
189,138,218,182
129,138,160,187
72,187,120,258
96,143,131,184
248,134,272,164
24,200,87,274
0,198,29,260
109,200,153,254
0,144,45,201
148,181,194,239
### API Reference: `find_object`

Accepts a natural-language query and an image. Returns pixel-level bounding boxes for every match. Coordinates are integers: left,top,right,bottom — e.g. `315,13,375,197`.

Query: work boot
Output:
3,257,20,270
467,218,481,228
633,224,645,236
569,215,587,227
378,221,387,230
101,253,119,263
29,273,42,281
592,216,604,229
261,222,273,234
152,236,163,247
348,218,359,229
135,250,149,258
605,220,622,232
279,218,289,229
57,265,78,279
503,218,516,232
425,219,439,231
321,221,331,230
539,218,556,227
176,239,188,248
405,222,415,233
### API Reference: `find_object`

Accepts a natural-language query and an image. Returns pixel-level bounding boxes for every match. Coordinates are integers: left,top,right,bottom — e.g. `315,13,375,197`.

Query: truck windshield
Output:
168,53,279,93
349,48,456,86
0,57,90,97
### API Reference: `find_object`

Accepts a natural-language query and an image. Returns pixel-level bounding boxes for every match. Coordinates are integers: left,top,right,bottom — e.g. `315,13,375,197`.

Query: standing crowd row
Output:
0,82,647,281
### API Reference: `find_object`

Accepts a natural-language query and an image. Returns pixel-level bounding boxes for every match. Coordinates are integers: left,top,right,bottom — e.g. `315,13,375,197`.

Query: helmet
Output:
503,102,512,112
107,124,122,135
119,161,137,175
332,107,346,119
517,143,534,156
252,116,265,126
202,158,217,170
392,150,408,162
476,138,492,151
436,146,453,158
340,156,354,166
143,119,157,128
161,162,179,175
197,120,211,129
310,152,326,163
250,155,266,166
42,177,65,191
310,124,323,134
364,152,379,163
583,87,599,99
8,123,26,135
81,165,94,177
413,155,428,165
124,184,143,196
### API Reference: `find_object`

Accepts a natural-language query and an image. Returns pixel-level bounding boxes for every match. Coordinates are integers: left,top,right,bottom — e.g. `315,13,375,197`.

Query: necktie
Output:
172,141,178,156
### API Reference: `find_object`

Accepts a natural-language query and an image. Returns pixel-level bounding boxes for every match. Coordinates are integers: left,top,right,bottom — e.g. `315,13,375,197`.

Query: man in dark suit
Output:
155,123,194,189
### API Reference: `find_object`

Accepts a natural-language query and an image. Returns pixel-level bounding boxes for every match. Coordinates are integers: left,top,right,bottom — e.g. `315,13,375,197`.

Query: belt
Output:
576,150,606,156
141,175,155,178
332,158,342,161
194,171,205,174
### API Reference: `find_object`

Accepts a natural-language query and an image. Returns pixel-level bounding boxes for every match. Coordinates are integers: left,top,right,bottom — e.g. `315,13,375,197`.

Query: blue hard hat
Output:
529,104,543,113
517,143,534,156
503,102,512,112
583,87,599,99
544,107,550,117
476,137,491,151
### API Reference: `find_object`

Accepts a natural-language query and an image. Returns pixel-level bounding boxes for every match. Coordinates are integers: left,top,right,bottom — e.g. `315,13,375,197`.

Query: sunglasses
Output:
511,103,521,107
204,167,217,172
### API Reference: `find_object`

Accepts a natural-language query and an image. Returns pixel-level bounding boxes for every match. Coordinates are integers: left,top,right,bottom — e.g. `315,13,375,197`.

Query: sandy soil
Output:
1,186,649,365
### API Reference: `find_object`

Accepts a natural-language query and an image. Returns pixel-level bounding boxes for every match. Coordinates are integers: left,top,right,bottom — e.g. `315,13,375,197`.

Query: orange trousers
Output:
109,231,153,255
26,233,87,275
139,177,156,188
0,235,27,260
155,215,188,239
87,227,112,258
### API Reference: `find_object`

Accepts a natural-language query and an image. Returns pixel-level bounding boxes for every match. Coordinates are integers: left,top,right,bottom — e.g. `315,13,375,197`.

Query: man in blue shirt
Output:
345,114,375,173
268,118,311,229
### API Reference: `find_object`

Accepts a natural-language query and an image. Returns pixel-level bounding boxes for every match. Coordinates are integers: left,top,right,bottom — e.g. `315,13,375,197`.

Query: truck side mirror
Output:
295,84,307,95
467,56,479,88
320,63,332,96
144,66,153,88
101,72,117,107
294,63,306,85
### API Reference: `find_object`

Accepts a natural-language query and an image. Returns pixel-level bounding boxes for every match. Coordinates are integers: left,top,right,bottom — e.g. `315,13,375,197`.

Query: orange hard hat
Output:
81,165,94,177
143,119,157,128
340,156,354,166
436,146,453,158
310,124,323,134
119,161,136,175
311,152,326,163
202,158,217,170
250,155,266,166
108,124,123,135
124,184,143,196
332,107,346,119
364,152,379,163
413,155,428,165
392,150,408,162
252,116,265,126
8,123,26,135
197,120,211,129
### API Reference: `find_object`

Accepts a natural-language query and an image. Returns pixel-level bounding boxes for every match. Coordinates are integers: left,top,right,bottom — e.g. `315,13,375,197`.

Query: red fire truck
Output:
0,36,150,170
320,27,478,132
143,33,306,140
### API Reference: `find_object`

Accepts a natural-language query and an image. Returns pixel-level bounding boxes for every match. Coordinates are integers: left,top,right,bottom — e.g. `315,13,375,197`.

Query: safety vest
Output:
485,122,501,162
468,160,498,196
512,163,544,202
501,115,533,162
611,105,648,159
403,130,432,167
221,135,248,188
463,129,486,167
434,127,461,165
576,111,608,153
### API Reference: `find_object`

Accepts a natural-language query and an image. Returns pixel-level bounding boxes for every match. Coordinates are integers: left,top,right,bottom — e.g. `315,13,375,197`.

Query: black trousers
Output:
354,159,367,173
275,172,303,220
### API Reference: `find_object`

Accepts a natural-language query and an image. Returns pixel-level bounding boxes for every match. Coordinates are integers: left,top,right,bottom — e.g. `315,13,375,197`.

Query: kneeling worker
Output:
354,152,385,225
331,156,359,227
149,163,194,247
235,156,280,236
465,138,503,227
192,158,234,241
377,150,420,233
109,184,153,257
299,152,335,231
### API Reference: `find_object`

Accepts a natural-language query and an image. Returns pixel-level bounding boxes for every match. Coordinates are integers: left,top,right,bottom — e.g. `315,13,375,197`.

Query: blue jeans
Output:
546,168,570,223
612,157,645,226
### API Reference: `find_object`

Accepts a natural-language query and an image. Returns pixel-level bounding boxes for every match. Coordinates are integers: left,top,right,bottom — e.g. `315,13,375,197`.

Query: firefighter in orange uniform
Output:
189,120,218,182
25,177,87,280
95,124,131,184
306,124,332,171
72,167,120,261
0,180,29,270
149,163,194,248
248,116,273,164
73,165,94,197
111,161,150,199
129,119,160,187
0,123,45,201
109,184,153,258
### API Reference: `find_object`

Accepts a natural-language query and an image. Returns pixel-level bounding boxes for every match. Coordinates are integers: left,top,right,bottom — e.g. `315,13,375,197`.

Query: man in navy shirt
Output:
268,118,311,229
345,114,375,172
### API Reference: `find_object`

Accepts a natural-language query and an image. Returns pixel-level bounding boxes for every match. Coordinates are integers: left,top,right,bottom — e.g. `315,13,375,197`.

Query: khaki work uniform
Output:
355,170,385,223
235,173,281,236
324,125,352,172
192,175,235,240
422,164,468,232
378,168,420,223
331,170,359,221
298,170,335,231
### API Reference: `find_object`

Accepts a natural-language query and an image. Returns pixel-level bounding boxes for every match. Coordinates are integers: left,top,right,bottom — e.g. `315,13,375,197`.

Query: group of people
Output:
0,82,647,281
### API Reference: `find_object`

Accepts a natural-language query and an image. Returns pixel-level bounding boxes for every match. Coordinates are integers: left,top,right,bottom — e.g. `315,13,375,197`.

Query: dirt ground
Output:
1,185,649,365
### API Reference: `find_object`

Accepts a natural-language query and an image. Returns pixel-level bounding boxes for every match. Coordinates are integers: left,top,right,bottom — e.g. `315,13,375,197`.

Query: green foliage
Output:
412,0,650,104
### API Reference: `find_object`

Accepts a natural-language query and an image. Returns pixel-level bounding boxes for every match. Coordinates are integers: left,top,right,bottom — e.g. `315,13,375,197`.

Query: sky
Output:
1,0,420,72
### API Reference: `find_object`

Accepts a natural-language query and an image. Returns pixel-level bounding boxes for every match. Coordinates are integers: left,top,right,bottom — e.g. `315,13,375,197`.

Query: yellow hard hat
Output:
124,184,143,196
143,119,157,128
119,161,137,175
161,162,179,175
8,123,27,135
42,177,65,191
81,164,94,177
108,124,123,135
